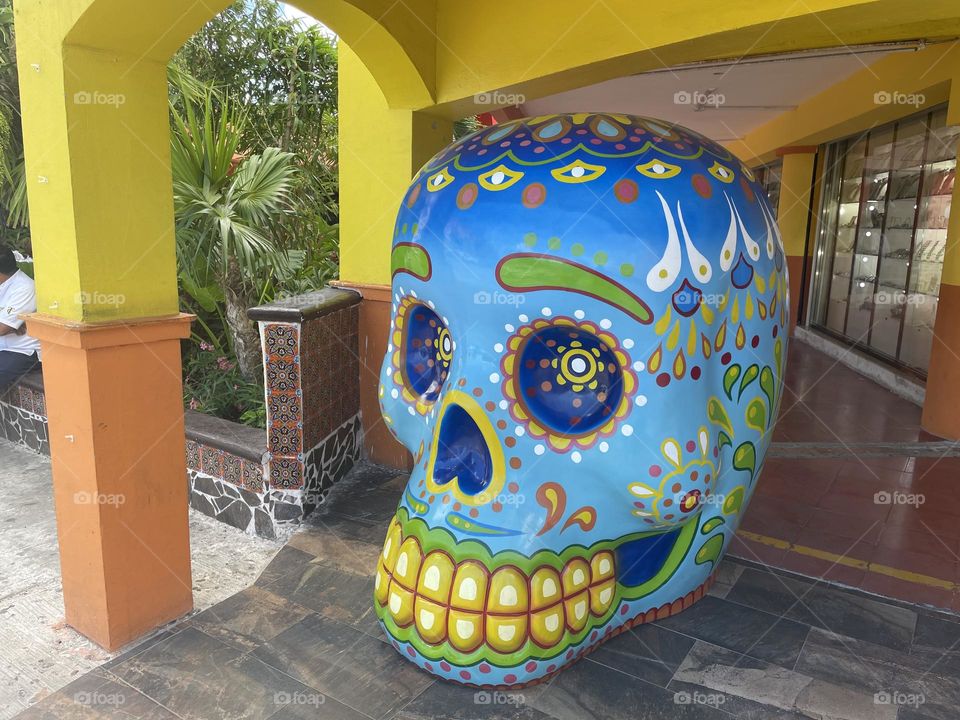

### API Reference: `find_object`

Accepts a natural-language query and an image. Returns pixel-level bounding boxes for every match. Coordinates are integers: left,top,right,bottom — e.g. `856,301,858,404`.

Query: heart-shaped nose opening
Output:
432,404,492,496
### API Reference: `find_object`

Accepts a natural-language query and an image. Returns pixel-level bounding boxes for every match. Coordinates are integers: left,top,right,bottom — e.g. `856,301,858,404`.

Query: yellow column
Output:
775,147,818,334
922,136,960,440
338,43,450,466
16,6,192,649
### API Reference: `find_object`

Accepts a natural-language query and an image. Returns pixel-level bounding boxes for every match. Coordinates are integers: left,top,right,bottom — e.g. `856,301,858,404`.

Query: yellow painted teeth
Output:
376,519,618,651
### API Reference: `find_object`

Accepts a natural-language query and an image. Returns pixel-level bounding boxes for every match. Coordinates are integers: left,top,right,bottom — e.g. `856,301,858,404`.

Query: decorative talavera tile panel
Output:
251,287,364,516
184,438,266,494
186,414,362,537
263,322,305,489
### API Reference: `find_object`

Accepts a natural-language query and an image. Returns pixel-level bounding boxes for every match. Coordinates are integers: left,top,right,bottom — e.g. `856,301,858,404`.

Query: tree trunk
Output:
222,259,262,383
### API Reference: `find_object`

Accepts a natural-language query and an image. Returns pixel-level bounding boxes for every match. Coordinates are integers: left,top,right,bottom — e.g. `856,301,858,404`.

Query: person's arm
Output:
0,281,36,337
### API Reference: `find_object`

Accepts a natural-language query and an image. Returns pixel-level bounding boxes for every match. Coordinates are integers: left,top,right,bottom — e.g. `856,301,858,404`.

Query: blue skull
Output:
375,113,787,688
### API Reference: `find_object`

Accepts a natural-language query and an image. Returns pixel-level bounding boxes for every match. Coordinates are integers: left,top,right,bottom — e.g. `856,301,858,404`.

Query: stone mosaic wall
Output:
0,380,49,455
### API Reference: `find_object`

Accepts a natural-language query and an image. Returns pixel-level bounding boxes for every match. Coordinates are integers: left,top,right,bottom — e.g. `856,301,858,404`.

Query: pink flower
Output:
217,357,235,371
189,398,200,410
200,341,213,352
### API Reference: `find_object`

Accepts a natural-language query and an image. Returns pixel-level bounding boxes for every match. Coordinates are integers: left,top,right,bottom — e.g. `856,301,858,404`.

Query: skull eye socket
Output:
517,325,624,435
403,304,452,403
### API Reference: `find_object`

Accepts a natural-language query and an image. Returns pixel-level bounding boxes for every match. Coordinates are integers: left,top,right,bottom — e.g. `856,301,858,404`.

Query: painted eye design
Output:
636,159,681,179
482,122,520,145
708,161,735,183
478,164,525,191
426,167,455,192
589,115,627,141
403,304,452,403
550,160,606,184
640,119,680,140
532,116,572,142
517,325,624,435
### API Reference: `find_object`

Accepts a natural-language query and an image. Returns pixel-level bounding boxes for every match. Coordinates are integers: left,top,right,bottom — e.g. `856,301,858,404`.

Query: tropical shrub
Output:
171,81,298,381
0,1,28,254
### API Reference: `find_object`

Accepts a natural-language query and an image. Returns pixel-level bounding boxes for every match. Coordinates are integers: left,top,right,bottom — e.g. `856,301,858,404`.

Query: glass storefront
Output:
810,106,958,375
755,161,783,219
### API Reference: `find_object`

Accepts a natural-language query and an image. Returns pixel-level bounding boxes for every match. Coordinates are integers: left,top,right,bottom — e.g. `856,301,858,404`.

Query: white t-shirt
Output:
0,270,41,359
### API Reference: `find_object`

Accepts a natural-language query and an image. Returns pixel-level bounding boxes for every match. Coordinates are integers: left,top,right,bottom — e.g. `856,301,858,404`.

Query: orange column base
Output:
786,254,806,336
332,282,413,470
922,283,960,440
26,312,195,651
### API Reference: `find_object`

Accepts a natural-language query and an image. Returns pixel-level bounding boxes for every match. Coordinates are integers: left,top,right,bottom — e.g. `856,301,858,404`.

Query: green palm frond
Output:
171,82,297,284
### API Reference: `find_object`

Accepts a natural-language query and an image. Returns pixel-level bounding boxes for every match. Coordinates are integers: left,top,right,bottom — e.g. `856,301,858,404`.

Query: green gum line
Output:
375,507,700,667
497,254,653,324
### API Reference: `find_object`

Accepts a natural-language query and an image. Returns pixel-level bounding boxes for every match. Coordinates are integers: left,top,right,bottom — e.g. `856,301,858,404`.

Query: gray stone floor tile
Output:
588,623,697,687
188,585,312,651
669,640,893,720
653,595,810,667
528,659,728,719
265,556,377,629
795,627,960,720
392,680,550,720
108,626,324,720
725,567,917,650
706,561,745,600
254,546,316,588
252,613,433,719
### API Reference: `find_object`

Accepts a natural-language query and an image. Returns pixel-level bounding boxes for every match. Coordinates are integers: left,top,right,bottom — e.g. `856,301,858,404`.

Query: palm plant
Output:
0,1,29,251
171,83,296,381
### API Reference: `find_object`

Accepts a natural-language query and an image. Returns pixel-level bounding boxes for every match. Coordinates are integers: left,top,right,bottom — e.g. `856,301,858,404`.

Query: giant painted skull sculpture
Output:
376,113,787,688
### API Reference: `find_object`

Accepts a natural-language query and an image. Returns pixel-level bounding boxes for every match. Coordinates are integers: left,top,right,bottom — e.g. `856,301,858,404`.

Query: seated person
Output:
0,247,41,391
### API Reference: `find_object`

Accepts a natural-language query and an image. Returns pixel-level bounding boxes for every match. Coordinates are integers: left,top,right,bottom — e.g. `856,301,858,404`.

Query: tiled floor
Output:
773,342,931,444
20,463,960,720
729,341,960,613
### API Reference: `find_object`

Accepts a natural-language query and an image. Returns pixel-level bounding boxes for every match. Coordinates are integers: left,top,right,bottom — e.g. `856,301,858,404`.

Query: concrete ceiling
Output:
520,47,911,143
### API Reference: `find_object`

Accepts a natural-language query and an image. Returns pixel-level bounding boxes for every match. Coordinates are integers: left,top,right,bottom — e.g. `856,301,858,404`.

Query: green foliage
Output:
0,0,28,254
183,341,266,427
172,0,340,240
171,83,297,284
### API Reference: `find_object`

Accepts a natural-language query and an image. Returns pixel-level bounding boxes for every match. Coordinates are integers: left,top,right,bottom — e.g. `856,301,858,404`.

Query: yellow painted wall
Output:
17,3,182,321
338,44,452,286
776,152,818,257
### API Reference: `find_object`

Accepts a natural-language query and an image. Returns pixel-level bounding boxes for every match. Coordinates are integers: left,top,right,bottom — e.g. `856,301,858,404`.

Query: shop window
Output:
810,106,958,375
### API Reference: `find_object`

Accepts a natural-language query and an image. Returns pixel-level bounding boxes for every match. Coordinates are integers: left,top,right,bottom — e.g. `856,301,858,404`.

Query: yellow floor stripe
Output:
737,530,956,591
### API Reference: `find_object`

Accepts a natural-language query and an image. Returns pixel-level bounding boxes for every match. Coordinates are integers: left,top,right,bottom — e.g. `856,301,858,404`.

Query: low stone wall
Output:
0,370,48,454
2,287,366,540
184,411,273,536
